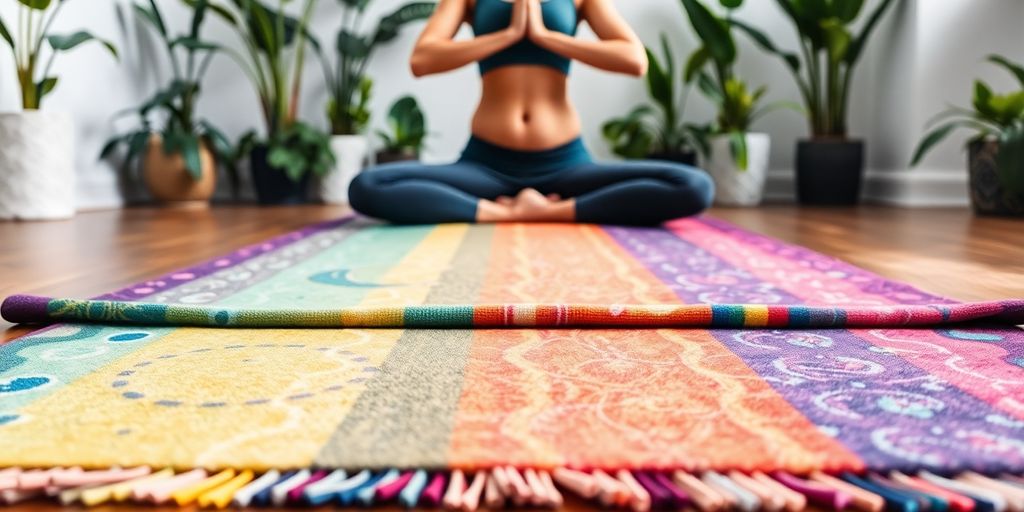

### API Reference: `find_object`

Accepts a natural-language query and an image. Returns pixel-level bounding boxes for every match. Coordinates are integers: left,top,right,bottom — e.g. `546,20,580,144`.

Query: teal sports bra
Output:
472,0,578,75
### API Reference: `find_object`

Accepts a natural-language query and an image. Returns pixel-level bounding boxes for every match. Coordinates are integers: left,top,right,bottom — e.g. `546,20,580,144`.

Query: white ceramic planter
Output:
0,111,76,220
703,132,770,207
320,134,370,205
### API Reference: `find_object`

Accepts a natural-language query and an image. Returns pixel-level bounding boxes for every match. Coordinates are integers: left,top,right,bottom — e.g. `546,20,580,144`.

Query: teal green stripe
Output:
404,305,475,327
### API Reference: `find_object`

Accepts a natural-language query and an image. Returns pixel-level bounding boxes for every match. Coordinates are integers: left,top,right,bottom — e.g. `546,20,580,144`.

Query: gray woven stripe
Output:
313,224,494,469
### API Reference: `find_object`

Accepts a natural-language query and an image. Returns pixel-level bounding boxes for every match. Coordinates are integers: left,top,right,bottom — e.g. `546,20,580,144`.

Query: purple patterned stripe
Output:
604,225,1024,474
96,215,355,302
690,218,955,305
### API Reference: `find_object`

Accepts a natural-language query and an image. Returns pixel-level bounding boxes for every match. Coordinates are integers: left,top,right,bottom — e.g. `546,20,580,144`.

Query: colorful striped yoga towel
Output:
1,218,1023,480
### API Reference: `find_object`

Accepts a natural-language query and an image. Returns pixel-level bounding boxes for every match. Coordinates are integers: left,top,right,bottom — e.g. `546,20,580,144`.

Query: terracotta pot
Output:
143,133,216,209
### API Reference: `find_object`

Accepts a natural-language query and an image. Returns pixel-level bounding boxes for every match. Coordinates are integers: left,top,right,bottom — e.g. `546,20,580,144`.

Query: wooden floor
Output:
0,205,1021,511
2,205,1023,342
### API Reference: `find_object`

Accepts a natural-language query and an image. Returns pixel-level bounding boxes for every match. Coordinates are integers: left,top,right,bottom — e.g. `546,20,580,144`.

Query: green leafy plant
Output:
100,0,235,188
197,0,335,182
0,0,118,110
602,36,703,159
911,55,1024,194
377,95,426,154
315,0,435,135
681,0,786,170
731,0,896,138
264,121,335,181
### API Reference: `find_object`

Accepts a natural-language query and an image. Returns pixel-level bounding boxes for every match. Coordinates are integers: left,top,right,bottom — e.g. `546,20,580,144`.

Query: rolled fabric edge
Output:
3,294,1023,329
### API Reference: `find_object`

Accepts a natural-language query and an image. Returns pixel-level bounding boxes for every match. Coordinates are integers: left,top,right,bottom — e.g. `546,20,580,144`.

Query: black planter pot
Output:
796,139,865,205
648,150,698,167
249,145,311,205
375,149,419,166
968,139,1024,217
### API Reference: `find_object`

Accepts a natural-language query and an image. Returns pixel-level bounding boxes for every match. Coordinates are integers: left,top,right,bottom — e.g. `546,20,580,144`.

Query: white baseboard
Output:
765,168,970,207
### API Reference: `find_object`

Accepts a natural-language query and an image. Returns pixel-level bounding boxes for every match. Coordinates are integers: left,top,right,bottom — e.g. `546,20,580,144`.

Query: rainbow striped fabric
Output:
1,218,1023,480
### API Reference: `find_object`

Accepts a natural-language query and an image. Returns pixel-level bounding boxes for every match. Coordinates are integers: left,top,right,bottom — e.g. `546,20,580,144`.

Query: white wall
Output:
1,0,1022,210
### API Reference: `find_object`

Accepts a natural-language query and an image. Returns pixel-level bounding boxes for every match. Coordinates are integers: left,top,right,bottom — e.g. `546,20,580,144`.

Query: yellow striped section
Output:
744,305,771,327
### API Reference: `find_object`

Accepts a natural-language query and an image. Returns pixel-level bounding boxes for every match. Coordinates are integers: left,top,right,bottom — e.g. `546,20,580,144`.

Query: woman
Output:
348,0,714,226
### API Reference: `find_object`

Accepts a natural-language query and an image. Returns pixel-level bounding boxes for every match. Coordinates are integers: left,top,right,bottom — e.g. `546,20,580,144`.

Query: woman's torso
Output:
468,0,583,151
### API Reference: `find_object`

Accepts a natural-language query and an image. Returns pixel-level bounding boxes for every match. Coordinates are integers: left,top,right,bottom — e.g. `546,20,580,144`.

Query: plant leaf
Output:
133,2,167,37
719,0,743,8
181,134,203,180
729,131,748,170
988,54,1024,89
684,46,710,83
17,0,52,10
697,71,723,105
680,0,736,65
833,0,864,23
36,77,58,101
373,2,435,44
845,0,895,66
819,18,851,64
645,47,672,113
910,121,962,166
728,18,801,73
170,36,220,51
47,31,119,58
0,17,14,49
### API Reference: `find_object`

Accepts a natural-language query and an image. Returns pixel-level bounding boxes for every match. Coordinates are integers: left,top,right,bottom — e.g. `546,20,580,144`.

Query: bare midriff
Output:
471,65,581,151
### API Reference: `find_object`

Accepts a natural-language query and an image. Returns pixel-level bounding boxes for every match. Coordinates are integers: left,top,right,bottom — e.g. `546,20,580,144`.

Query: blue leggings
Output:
348,137,714,226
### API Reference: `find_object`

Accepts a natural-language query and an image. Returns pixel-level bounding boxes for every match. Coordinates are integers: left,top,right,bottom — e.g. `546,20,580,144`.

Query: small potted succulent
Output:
602,35,700,166
680,0,790,207
201,0,335,204
0,0,117,220
912,55,1024,217
101,0,235,208
731,0,896,205
314,0,435,204
375,95,427,164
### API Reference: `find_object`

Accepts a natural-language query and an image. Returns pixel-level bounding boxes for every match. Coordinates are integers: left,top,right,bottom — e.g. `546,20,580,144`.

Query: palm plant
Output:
198,0,335,183
101,0,235,188
681,0,786,169
912,55,1024,196
730,0,896,138
0,0,118,110
317,0,435,135
602,35,701,160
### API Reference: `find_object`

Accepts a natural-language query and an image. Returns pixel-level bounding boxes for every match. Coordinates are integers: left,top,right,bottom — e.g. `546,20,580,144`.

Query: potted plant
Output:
0,0,117,220
731,0,896,205
911,55,1024,217
314,0,434,204
602,35,700,165
376,95,427,164
680,0,787,207
200,0,334,204
101,0,236,208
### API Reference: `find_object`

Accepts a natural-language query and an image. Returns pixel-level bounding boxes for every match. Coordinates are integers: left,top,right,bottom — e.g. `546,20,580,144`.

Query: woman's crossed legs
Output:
348,159,714,226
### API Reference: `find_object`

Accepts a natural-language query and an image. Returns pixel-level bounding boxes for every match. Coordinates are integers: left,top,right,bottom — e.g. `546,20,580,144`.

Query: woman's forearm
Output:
410,29,521,77
532,31,646,76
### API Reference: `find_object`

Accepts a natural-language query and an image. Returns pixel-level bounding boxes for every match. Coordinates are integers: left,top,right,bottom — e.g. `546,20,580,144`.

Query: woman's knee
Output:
347,171,379,215
657,164,716,214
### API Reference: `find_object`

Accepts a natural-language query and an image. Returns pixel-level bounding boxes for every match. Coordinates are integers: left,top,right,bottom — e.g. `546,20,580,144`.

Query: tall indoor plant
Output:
681,0,784,206
101,0,235,208
602,35,700,165
314,0,434,204
0,0,117,220
911,55,1024,217
376,95,426,164
732,0,896,204
200,0,334,204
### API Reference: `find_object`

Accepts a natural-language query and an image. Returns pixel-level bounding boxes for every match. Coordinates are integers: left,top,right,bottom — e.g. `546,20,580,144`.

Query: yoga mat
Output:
1,218,1023,477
